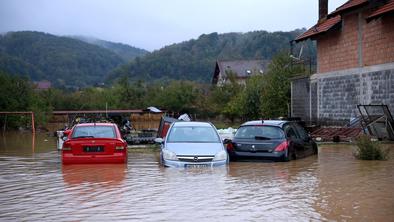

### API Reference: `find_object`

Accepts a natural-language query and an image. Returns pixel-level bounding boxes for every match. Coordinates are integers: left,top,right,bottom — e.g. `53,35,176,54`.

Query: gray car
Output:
155,121,228,167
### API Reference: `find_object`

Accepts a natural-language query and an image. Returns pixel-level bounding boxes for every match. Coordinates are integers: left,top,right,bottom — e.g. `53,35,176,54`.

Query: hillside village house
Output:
35,80,52,90
292,0,394,125
211,60,270,86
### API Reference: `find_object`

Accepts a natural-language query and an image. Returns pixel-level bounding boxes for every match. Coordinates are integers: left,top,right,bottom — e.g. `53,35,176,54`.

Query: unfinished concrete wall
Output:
310,81,318,123
291,76,310,121
291,63,394,126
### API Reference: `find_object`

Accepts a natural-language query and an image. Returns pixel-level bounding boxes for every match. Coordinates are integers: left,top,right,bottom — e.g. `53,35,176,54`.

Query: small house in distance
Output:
211,60,270,86
34,80,52,90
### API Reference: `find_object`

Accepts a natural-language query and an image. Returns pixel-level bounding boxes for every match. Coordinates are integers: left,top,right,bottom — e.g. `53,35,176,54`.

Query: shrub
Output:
353,134,389,160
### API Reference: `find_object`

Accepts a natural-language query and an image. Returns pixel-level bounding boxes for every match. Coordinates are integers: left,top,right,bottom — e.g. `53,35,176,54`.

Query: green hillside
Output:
72,36,149,61
0,31,125,87
109,29,315,83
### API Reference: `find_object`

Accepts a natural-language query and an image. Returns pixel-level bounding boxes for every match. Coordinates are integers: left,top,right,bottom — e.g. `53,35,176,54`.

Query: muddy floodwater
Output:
0,132,393,221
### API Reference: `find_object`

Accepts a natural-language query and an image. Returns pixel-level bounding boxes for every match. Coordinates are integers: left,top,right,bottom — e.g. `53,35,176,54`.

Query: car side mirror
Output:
62,136,68,141
223,138,231,144
154,138,164,144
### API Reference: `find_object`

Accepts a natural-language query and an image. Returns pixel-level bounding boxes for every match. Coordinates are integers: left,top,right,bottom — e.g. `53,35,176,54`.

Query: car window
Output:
284,124,298,139
293,123,309,141
234,126,284,140
167,126,220,143
72,126,116,138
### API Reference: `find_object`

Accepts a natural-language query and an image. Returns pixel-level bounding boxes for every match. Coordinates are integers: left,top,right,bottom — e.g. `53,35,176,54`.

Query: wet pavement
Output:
0,132,393,221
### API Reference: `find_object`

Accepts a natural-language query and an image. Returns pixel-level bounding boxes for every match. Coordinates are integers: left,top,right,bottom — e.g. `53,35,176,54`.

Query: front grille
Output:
177,155,214,162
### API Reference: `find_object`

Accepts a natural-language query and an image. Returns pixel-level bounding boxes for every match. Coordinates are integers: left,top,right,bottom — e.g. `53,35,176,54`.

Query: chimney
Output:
319,0,328,23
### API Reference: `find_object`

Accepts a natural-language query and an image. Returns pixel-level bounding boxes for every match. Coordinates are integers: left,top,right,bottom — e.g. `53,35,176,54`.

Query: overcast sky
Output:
0,0,347,51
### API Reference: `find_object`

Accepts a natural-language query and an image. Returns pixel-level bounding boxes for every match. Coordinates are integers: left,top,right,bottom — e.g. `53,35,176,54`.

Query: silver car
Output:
155,121,228,167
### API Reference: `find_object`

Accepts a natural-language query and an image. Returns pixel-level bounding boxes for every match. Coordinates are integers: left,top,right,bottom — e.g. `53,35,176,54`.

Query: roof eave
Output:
329,0,369,17
295,21,341,42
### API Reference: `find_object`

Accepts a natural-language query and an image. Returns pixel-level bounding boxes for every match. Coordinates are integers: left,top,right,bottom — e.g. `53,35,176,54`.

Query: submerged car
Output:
226,120,318,161
156,121,228,167
62,123,127,164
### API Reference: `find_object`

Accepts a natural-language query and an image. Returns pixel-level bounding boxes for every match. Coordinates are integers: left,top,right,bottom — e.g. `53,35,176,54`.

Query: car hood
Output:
165,142,224,156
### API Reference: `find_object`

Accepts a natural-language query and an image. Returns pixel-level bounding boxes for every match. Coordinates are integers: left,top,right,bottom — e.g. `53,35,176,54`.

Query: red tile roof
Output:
295,15,342,42
330,0,368,16
367,0,394,20
36,80,52,89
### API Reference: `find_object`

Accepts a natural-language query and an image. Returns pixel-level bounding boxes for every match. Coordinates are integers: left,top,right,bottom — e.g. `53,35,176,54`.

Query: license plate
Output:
185,164,209,168
83,146,104,152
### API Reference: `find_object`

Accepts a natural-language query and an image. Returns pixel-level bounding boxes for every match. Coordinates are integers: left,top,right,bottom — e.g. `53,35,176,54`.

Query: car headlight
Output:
162,149,178,160
213,150,227,161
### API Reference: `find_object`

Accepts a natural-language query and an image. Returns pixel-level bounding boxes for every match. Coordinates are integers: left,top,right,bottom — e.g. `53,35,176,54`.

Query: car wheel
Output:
313,144,318,155
229,155,238,162
282,149,291,162
292,148,297,160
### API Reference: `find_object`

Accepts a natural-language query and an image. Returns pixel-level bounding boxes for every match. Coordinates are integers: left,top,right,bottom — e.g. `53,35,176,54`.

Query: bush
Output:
353,135,389,160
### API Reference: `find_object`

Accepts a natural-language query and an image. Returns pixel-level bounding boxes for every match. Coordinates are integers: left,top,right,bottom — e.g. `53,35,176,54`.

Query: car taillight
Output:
274,141,288,152
226,143,234,152
115,146,124,150
62,143,72,151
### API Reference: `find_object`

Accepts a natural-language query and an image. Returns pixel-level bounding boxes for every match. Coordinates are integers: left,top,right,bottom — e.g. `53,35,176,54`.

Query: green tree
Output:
209,71,243,116
260,53,305,118
242,75,266,120
158,81,198,113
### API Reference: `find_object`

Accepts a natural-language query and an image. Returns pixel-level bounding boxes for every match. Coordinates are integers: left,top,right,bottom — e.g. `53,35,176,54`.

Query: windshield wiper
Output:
73,136,95,139
255,136,271,140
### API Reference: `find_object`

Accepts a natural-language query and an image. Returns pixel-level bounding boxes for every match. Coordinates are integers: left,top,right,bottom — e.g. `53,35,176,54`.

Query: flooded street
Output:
0,132,393,221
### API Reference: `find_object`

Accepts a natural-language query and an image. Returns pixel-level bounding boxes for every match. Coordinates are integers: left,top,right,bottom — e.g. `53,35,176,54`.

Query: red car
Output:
62,123,128,164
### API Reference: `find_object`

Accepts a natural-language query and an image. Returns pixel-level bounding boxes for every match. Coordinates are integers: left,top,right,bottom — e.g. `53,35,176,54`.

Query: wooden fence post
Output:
31,112,35,134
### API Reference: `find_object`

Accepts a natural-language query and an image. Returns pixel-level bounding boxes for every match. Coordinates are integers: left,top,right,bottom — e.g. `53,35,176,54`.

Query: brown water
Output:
0,132,393,221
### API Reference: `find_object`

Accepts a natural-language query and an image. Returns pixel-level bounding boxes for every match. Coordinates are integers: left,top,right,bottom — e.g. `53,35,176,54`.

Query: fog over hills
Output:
0,31,147,87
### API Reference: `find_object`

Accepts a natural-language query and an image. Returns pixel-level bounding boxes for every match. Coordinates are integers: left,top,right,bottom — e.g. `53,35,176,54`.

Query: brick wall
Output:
317,13,394,73
363,15,394,66
317,13,359,73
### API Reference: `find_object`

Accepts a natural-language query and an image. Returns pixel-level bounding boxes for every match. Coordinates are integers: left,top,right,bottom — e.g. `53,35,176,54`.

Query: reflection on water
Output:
0,132,393,221
62,164,127,187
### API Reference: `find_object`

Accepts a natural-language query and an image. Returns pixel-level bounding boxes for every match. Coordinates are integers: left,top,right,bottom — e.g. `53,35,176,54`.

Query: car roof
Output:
240,120,288,127
172,121,213,127
74,123,117,127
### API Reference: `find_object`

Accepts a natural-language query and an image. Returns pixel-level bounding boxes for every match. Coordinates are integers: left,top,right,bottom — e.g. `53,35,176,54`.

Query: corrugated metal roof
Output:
295,15,342,42
367,0,394,20
330,0,368,16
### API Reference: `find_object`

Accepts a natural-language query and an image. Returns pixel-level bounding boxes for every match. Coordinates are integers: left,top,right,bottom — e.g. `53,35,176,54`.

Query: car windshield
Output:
167,125,220,143
71,126,116,139
234,125,285,140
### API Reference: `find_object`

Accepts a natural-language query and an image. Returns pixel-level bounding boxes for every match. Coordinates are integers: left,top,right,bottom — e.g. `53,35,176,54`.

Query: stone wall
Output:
291,63,394,126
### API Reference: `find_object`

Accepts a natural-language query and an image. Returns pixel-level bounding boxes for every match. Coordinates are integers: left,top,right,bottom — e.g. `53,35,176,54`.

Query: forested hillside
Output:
110,29,315,83
0,30,315,87
72,36,149,61
0,31,127,87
